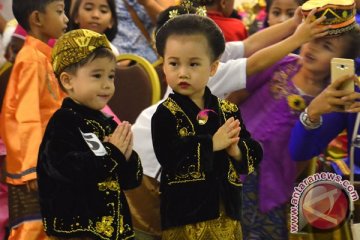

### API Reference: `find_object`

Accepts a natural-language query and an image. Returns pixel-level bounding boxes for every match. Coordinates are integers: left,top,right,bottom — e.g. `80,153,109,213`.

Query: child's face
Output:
75,0,113,35
299,36,348,75
40,0,69,39
5,37,25,63
267,0,299,26
64,57,116,110
163,34,219,102
221,0,235,17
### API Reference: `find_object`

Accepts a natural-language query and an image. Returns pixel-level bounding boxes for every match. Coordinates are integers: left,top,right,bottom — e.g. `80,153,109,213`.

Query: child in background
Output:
69,0,122,124
0,0,68,239
69,0,119,55
37,29,143,239
4,24,26,63
249,0,303,34
265,0,304,27
203,0,248,41
151,14,263,239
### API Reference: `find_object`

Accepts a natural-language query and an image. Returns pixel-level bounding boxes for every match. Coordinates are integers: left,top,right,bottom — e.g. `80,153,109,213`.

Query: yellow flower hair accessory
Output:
169,0,207,19
52,29,111,76
196,6,207,17
169,9,179,19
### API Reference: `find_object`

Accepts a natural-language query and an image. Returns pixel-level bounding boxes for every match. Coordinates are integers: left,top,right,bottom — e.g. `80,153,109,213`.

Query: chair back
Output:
108,54,160,123
153,59,167,99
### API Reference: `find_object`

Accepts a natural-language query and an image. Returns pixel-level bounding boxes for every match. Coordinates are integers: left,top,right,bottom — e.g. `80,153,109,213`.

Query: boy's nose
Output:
103,80,112,89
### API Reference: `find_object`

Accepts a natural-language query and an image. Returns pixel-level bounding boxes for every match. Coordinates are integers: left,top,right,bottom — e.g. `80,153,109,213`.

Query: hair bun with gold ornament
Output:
301,0,357,35
52,29,111,76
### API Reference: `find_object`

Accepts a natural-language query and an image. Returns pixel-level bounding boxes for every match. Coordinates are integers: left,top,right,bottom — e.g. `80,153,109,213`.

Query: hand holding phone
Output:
331,58,355,91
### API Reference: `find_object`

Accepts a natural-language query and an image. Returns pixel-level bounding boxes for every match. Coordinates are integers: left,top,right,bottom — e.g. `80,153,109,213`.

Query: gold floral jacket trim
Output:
44,175,135,239
41,109,138,239
162,98,243,186
219,99,248,186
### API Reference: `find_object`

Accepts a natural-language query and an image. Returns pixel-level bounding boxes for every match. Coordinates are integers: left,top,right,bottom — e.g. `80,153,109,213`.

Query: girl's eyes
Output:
100,7,110,14
56,9,64,15
270,10,281,17
83,4,110,13
287,11,295,18
84,6,93,11
168,62,199,67
93,74,102,78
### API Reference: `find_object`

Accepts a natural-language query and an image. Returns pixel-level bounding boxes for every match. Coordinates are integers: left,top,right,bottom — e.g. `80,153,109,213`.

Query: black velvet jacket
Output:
37,98,143,239
151,87,263,230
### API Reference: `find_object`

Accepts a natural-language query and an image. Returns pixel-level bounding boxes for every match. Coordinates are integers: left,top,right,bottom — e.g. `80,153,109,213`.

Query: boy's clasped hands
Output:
104,121,133,161
212,117,242,161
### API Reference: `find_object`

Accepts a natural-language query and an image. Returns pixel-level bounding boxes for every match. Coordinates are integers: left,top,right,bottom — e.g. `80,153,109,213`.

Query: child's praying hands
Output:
212,117,240,152
107,121,133,160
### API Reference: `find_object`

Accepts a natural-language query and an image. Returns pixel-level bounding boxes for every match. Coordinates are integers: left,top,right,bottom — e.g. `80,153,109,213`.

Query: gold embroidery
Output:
84,119,106,139
95,216,114,237
162,98,246,185
179,127,188,137
219,99,238,113
162,206,242,240
228,160,242,186
46,72,59,100
218,99,247,182
269,62,311,114
243,142,255,174
98,179,120,191
119,215,124,234
164,98,195,137
163,99,205,184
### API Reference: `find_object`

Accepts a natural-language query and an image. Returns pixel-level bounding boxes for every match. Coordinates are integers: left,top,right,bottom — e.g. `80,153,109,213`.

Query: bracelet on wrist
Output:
300,107,323,129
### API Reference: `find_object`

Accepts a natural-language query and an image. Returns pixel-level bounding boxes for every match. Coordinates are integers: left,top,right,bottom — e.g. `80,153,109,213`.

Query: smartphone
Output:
331,58,355,91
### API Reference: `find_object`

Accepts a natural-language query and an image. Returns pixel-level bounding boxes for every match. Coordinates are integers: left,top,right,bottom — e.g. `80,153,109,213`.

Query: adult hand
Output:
307,75,358,121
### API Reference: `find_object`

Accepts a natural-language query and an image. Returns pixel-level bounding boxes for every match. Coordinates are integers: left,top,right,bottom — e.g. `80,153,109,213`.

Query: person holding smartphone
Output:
289,74,360,177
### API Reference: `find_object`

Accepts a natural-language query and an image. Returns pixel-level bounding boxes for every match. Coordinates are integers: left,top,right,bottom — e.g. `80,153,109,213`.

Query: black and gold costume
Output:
151,87,263,236
37,98,143,239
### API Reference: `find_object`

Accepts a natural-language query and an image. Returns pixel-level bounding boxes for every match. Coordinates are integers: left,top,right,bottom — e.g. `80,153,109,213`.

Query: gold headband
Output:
301,0,356,35
52,29,111,76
